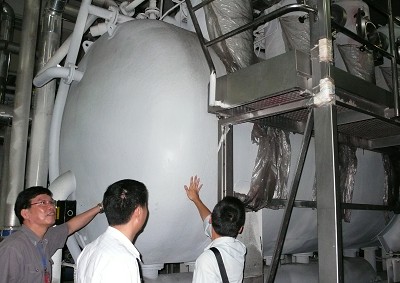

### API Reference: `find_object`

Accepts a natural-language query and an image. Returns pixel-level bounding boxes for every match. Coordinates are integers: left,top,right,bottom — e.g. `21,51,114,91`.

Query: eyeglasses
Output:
30,200,57,207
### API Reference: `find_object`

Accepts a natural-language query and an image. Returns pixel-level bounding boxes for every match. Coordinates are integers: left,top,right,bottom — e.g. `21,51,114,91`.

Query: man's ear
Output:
238,226,244,234
133,206,144,218
20,208,29,221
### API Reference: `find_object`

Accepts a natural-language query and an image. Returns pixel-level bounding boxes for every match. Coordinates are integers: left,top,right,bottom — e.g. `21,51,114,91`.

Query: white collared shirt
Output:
76,226,141,283
193,215,246,283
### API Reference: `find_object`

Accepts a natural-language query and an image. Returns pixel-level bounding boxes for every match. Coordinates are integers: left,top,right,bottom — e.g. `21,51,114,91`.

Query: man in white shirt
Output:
185,176,246,283
76,179,148,283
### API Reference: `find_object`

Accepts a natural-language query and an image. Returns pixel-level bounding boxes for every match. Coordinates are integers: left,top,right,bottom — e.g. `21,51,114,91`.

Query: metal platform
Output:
211,49,400,152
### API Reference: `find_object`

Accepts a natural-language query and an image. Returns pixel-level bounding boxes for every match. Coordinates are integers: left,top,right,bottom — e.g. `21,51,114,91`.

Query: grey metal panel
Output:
368,135,400,149
332,66,394,108
215,50,311,108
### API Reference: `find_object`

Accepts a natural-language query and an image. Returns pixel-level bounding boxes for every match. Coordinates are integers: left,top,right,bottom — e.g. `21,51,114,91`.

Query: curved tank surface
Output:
60,19,229,264
60,19,391,265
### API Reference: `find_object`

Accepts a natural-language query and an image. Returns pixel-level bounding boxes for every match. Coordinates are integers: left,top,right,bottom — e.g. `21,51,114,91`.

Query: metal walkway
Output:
185,0,400,282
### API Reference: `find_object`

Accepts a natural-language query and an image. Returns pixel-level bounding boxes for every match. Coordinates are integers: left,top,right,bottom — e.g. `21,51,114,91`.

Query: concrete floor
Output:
63,263,389,283
144,272,193,283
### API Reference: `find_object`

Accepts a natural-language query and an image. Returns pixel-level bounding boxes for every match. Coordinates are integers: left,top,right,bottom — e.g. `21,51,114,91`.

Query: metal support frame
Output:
266,109,314,283
310,0,344,281
218,123,233,200
187,0,400,282
314,105,344,283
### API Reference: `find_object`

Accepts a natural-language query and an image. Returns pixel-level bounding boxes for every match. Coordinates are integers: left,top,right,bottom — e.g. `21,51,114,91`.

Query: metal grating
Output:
338,118,400,140
216,89,310,117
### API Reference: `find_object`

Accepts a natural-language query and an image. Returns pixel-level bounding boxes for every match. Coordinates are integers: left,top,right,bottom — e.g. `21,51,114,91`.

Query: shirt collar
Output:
205,236,235,250
106,226,141,259
20,224,48,246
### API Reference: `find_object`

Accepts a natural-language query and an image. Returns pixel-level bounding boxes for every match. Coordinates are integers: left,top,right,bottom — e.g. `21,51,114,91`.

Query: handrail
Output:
184,0,316,108
388,0,399,117
206,4,316,47
362,0,390,17
192,0,214,11
331,21,394,60
185,0,215,75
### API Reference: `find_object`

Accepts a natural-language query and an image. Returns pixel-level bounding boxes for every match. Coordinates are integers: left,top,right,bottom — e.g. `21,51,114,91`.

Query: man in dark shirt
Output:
0,186,103,283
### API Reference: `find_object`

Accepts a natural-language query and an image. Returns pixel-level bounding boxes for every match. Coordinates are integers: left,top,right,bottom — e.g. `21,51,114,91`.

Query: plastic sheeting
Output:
236,124,291,211
338,144,358,222
203,0,257,72
279,15,310,53
382,153,399,224
203,0,292,212
312,143,358,223
380,66,400,93
337,44,375,83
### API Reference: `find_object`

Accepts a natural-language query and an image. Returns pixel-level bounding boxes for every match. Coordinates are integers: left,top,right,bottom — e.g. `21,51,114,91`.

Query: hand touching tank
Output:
184,175,211,221
184,176,247,283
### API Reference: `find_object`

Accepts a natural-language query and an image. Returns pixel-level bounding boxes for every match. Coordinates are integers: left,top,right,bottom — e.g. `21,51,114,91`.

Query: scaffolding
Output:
185,0,400,282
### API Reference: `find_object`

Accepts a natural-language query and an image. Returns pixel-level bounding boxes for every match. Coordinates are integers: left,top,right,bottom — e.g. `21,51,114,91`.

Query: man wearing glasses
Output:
0,186,103,283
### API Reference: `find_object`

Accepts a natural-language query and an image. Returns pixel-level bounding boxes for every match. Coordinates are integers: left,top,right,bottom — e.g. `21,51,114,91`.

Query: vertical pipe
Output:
0,2,14,103
6,0,40,227
26,0,65,187
388,0,399,117
49,0,91,183
0,126,11,228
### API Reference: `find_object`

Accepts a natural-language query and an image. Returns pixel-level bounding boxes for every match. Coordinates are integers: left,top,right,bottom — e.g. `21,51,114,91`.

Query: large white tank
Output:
60,19,228,264
59,19,391,267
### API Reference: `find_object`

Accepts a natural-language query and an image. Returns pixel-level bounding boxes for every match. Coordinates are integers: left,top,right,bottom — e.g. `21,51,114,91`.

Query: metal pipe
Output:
0,2,14,224
48,170,76,283
0,40,19,54
26,0,66,188
49,0,91,183
33,66,83,87
184,0,216,106
41,14,98,72
331,22,393,60
0,2,15,103
388,0,399,117
6,0,40,227
205,4,316,48
88,4,133,23
0,126,11,229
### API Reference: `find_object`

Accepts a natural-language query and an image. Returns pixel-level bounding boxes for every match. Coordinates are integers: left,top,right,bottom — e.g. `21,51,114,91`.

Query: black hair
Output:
103,179,148,226
14,186,53,224
211,196,245,238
